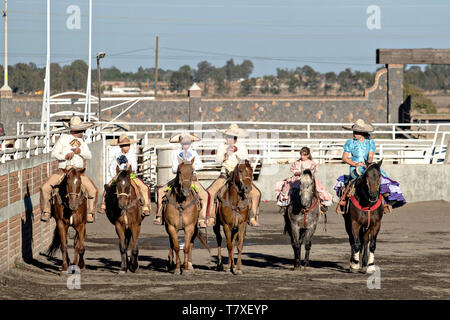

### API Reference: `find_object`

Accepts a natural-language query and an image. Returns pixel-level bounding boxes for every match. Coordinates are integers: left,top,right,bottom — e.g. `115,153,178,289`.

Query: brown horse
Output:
213,160,253,275
163,158,209,274
104,167,144,273
344,160,384,274
47,168,88,273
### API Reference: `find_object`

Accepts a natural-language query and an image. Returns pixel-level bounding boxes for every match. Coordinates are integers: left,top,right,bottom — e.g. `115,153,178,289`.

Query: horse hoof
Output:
118,269,127,275
349,266,360,273
129,265,139,273
216,263,224,272
366,265,377,274
188,262,194,270
302,266,308,271
233,269,243,275
293,266,301,271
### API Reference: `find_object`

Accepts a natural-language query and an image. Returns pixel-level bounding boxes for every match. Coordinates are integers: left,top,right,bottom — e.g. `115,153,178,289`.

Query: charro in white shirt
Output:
108,146,138,179
172,147,203,174
51,133,92,169
215,142,248,174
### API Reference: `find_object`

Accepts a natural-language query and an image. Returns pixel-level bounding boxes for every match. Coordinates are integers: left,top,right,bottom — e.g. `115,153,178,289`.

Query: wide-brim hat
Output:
63,116,94,131
217,123,249,138
110,134,138,146
169,131,201,144
343,119,374,133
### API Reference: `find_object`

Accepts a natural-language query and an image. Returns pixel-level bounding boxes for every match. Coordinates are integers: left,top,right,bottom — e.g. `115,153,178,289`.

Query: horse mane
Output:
300,169,319,198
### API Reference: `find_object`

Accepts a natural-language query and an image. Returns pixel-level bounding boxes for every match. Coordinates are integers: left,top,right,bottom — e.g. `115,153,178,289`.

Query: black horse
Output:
344,160,384,273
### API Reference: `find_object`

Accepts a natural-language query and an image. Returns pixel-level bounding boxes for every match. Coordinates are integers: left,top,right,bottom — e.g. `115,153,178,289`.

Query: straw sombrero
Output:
63,116,94,131
169,131,201,144
217,123,248,138
110,134,138,146
343,119,374,133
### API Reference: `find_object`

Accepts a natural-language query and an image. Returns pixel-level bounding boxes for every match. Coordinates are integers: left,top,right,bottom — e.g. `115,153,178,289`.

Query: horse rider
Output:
98,134,151,217
334,119,406,214
207,123,262,227
155,131,210,228
40,116,98,223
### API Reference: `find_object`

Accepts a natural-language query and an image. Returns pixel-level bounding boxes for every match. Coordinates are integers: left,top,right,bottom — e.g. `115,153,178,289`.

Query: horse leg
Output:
57,221,69,273
291,223,301,271
167,238,174,271
303,227,315,270
77,223,86,270
223,225,234,273
167,224,181,275
213,221,223,271
183,224,195,273
367,221,381,273
235,223,247,275
360,226,371,273
350,221,362,272
115,223,127,274
188,229,195,270
230,230,239,275
129,223,141,273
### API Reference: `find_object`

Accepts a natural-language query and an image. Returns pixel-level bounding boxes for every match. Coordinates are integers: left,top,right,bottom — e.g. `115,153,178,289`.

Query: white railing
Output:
0,126,102,164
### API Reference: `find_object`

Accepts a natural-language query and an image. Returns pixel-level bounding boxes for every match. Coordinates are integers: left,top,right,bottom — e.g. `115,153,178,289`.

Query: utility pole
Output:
96,52,105,123
154,35,159,98
1,0,12,98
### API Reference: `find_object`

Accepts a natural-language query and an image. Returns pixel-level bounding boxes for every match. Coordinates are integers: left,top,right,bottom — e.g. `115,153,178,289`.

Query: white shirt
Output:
215,142,248,174
108,146,138,179
172,147,203,174
51,134,92,169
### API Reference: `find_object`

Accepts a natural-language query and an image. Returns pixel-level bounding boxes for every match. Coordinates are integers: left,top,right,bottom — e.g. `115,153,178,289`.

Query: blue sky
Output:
2,0,450,76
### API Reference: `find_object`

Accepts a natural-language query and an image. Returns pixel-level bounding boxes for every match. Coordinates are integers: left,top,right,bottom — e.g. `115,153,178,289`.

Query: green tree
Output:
403,82,436,114
169,65,192,93
238,78,256,96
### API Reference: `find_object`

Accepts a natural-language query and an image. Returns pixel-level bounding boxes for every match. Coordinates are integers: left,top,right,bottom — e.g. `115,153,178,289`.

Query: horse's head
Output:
64,167,84,211
177,157,195,197
233,158,253,195
364,159,382,202
116,167,133,210
299,169,316,208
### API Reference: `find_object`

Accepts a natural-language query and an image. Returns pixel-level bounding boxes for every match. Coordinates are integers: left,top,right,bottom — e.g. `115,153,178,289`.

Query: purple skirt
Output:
333,174,406,209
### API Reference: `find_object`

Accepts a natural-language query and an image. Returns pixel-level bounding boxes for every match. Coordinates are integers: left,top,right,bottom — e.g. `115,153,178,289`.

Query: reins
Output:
300,196,319,228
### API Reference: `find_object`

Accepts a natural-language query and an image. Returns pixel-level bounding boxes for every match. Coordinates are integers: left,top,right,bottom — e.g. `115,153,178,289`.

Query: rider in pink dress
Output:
275,147,333,210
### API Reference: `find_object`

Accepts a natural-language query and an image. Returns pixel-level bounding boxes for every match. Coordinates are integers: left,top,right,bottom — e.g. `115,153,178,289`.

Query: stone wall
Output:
0,66,403,135
0,155,59,272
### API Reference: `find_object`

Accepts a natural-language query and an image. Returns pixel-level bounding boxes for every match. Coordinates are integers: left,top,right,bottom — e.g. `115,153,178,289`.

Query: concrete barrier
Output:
251,163,450,203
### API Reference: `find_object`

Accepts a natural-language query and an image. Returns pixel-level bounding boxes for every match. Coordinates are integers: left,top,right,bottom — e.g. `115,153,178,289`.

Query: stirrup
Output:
153,216,163,225
87,212,95,223
41,212,51,222
250,217,260,227
198,219,207,228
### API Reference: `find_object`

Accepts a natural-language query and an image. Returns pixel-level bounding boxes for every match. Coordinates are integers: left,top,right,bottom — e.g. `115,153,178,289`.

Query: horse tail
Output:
283,207,290,235
46,225,61,257
196,228,210,253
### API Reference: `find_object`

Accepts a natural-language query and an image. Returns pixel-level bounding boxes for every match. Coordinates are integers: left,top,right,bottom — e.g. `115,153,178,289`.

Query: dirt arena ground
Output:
0,200,449,300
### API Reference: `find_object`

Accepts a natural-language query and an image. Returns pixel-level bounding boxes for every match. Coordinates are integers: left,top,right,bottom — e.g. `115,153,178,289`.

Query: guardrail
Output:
0,126,102,164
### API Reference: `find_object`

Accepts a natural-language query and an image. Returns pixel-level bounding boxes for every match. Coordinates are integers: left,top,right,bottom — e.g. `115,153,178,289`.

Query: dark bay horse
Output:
283,169,321,270
163,158,209,275
47,168,88,273
213,160,253,275
344,160,384,273
104,167,144,273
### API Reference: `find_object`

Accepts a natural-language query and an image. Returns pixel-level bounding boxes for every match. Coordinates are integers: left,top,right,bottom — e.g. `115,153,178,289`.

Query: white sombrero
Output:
110,134,138,146
169,131,201,144
343,119,374,133
63,116,94,131
217,123,248,138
